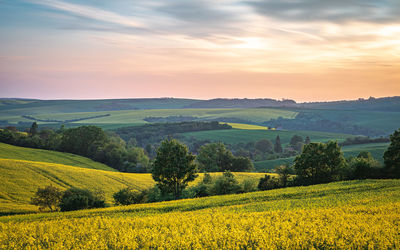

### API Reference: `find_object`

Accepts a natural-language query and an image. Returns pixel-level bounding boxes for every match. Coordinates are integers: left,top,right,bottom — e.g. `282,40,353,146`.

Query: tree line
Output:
31,128,400,212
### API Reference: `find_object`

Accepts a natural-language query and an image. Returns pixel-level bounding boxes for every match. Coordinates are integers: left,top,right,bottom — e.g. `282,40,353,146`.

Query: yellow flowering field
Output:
1,179,399,249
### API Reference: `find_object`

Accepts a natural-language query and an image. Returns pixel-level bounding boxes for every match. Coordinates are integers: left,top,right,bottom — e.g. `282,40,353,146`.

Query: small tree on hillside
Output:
29,122,38,136
30,185,63,211
384,129,400,178
274,136,283,153
294,141,345,185
152,139,198,199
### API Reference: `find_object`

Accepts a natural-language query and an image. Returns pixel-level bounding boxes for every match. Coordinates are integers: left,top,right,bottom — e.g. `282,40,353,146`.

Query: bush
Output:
210,171,242,195
241,178,258,193
59,188,106,211
113,188,146,205
258,175,281,191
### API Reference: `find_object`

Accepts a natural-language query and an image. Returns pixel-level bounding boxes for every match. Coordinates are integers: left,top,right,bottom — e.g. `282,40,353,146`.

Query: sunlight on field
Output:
1,180,399,248
224,122,270,130
0,157,266,214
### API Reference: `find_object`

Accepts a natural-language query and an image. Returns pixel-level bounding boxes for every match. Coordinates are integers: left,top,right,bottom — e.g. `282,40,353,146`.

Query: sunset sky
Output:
1,0,399,102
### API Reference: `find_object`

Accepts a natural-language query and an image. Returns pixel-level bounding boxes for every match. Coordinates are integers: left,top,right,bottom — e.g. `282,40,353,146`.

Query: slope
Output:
0,158,266,214
0,143,116,172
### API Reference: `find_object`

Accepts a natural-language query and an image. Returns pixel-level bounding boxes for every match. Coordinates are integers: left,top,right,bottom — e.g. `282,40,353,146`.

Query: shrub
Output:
210,171,242,195
241,178,258,193
59,188,106,211
113,188,146,205
258,175,281,190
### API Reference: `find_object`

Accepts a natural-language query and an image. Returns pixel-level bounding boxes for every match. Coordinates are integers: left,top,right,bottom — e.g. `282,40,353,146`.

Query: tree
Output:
384,129,400,178
29,122,38,136
275,165,291,187
30,185,63,211
60,126,107,157
152,139,198,199
255,139,274,154
197,142,234,172
231,156,254,172
294,141,345,185
274,136,283,153
290,135,303,148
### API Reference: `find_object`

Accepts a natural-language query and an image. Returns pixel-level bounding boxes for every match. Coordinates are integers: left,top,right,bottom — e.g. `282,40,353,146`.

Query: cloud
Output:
27,0,144,28
246,0,400,23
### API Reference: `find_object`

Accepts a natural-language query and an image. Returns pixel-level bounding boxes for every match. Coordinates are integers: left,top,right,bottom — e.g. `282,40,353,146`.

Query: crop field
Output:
0,108,297,126
224,122,270,130
0,157,266,214
0,143,115,171
0,179,399,248
181,128,354,145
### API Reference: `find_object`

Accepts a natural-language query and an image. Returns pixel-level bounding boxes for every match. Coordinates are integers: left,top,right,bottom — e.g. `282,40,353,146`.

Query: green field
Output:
253,142,389,172
0,143,115,172
1,179,399,248
0,107,297,126
182,128,354,145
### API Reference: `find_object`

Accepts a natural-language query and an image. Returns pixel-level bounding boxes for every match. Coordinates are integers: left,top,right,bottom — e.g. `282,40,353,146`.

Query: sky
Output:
0,0,399,102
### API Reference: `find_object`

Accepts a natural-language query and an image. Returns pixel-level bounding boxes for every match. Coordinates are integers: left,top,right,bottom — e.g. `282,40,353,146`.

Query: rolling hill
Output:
0,143,116,171
0,143,267,214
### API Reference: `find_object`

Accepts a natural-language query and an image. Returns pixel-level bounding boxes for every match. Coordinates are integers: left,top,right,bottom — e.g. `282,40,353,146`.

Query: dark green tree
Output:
113,188,145,205
60,126,107,157
294,141,345,185
152,139,198,199
231,156,254,172
274,136,283,153
29,122,38,136
275,165,291,187
258,174,280,190
30,185,63,211
384,129,400,178
197,142,234,172
59,188,106,211
290,135,303,148
255,139,274,154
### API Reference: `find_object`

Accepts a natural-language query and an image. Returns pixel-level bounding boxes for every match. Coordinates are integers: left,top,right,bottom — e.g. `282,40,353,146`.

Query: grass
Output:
0,179,399,248
182,128,354,145
0,157,266,214
0,143,115,172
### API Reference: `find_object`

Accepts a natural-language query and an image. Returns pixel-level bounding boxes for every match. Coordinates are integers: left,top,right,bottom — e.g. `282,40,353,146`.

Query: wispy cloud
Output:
27,0,144,28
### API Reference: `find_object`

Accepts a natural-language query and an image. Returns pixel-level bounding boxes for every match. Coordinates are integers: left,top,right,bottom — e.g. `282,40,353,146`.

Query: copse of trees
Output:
294,141,345,185
196,142,254,172
30,185,63,212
